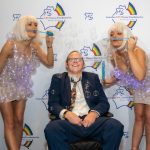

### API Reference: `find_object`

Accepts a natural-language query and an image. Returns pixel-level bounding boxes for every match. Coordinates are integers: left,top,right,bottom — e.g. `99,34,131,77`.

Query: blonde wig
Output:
12,15,40,42
108,22,133,51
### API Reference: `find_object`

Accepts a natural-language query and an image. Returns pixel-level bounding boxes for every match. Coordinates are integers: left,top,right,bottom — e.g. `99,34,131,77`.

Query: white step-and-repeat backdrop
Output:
0,0,150,149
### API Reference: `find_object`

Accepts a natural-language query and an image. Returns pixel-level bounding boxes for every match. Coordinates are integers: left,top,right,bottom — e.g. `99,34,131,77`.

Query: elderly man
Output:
44,51,123,150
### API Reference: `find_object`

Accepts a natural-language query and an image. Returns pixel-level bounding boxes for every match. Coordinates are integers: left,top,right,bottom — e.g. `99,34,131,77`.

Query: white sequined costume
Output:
0,43,40,102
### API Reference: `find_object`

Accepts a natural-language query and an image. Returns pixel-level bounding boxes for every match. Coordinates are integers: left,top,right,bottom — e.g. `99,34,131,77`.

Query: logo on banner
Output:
22,124,39,149
84,12,93,20
111,86,133,109
37,3,71,30
80,43,106,80
36,90,49,110
54,53,58,61
106,2,143,29
123,131,129,139
123,131,145,139
80,43,102,70
13,14,21,21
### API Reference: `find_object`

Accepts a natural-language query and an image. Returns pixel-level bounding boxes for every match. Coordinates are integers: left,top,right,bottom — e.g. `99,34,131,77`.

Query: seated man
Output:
44,50,124,150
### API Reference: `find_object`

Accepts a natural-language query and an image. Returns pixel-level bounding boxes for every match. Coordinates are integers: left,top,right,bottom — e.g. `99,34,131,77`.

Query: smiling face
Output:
25,21,38,39
66,51,84,77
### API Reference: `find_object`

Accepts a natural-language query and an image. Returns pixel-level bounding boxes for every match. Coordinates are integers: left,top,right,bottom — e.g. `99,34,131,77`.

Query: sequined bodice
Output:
0,44,40,102
113,54,150,90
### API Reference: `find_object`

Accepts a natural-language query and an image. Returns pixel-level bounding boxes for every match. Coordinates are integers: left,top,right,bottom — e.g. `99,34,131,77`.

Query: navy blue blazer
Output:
48,72,110,119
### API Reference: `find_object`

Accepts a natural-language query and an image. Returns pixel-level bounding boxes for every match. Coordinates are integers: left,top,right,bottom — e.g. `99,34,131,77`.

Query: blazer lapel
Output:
81,72,91,100
64,74,71,106
81,72,87,99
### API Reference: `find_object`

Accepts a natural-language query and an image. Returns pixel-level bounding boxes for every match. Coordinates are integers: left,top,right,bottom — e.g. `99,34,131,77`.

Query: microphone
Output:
37,30,54,36
46,31,54,36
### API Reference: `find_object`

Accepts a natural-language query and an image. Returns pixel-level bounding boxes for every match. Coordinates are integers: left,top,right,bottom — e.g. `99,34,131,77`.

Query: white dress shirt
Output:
60,76,90,119
59,75,100,120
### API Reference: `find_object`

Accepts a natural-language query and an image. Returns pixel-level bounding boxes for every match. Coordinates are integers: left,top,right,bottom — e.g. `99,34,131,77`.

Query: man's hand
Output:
82,111,98,127
64,111,83,126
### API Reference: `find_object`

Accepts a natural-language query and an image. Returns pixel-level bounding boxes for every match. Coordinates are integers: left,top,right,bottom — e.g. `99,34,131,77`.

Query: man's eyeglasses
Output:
67,58,83,62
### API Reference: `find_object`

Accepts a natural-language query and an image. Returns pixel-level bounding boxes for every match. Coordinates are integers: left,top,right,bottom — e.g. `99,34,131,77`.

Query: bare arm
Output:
102,76,117,87
127,37,146,81
31,35,54,68
0,41,14,73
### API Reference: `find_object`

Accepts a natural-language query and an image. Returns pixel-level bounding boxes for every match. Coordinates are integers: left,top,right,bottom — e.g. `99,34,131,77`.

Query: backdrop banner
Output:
0,0,149,149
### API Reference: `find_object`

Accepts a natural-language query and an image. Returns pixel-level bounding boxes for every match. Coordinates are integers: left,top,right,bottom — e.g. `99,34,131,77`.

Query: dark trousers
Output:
44,117,124,150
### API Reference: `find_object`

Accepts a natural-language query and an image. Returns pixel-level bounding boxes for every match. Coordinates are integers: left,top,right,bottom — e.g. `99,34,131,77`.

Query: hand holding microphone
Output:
127,36,137,51
46,31,54,49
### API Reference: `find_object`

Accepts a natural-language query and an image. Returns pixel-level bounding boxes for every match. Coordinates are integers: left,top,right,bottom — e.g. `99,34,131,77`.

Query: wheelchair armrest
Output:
104,112,113,117
70,140,101,150
49,113,57,121
49,111,113,121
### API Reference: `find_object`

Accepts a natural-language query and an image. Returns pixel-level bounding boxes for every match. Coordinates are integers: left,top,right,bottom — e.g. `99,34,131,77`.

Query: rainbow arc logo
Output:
91,44,102,69
106,2,143,29
38,3,71,30
127,2,137,28
22,123,39,149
